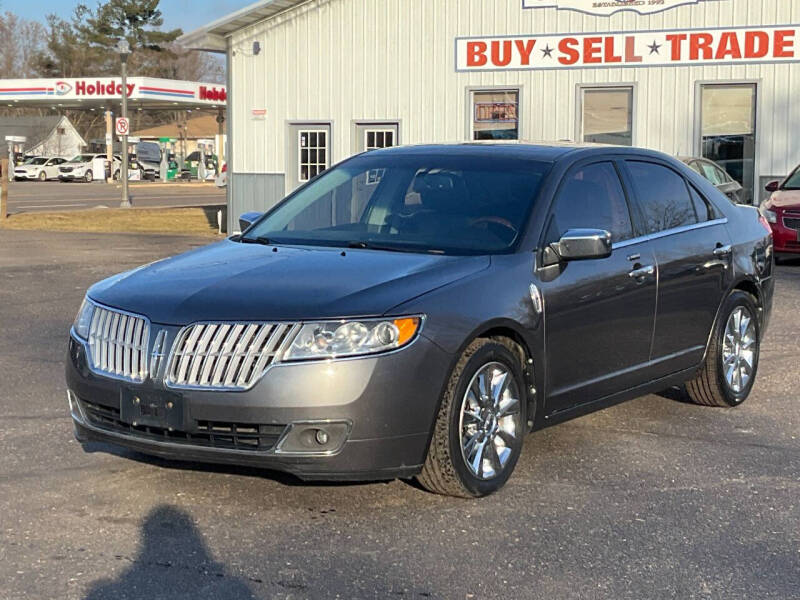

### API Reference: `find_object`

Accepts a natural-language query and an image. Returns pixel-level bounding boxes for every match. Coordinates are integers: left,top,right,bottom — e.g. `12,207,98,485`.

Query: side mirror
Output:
552,229,612,261
238,211,264,232
765,180,780,193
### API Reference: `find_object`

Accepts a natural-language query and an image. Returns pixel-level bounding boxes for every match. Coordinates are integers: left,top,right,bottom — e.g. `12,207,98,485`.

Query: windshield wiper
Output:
240,235,272,246
347,241,442,254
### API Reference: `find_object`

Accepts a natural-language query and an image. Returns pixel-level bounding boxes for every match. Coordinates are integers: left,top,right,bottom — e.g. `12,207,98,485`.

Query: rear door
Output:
539,160,657,414
623,159,733,377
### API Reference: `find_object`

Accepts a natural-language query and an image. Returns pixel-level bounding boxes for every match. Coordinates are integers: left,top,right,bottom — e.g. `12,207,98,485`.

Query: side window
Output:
689,185,716,222
627,161,698,233
699,161,724,185
713,164,731,183
548,162,634,244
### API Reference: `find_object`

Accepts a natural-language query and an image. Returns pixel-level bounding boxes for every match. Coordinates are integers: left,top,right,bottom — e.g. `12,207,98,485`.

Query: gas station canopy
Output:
0,77,226,110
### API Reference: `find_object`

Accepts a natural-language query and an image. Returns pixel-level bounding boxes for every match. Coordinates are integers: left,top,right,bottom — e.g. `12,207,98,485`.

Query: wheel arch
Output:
701,278,763,365
454,319,540,429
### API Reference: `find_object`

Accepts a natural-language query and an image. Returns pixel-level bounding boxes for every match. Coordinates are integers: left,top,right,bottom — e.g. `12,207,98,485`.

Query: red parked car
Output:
761,167,800,262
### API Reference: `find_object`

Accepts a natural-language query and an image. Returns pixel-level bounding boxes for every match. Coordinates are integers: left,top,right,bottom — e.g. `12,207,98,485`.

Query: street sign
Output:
115,117,130,136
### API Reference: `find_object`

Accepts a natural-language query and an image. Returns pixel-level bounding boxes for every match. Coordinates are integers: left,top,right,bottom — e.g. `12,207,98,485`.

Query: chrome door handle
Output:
713,244,732,257
629,265,655,279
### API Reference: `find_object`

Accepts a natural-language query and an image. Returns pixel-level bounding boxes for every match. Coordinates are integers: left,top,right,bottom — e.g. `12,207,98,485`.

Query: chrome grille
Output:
87,306,150,382
166,323,298,390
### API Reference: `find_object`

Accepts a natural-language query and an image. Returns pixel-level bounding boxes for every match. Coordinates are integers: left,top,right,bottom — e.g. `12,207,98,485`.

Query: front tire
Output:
84,170,93,183
417,338,526,498
39,171,47,181
686,291,760,407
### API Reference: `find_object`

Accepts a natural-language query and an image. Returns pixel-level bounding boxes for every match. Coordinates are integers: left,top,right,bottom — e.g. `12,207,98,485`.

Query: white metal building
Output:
180,0,800,232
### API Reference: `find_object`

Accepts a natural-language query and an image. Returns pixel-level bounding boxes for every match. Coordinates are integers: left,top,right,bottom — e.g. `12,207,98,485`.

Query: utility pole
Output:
105,107,114,183
117,39,132,208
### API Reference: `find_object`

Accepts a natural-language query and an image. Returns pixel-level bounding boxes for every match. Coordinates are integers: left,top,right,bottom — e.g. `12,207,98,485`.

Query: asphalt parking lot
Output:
1,230,798,600
5,181,225,213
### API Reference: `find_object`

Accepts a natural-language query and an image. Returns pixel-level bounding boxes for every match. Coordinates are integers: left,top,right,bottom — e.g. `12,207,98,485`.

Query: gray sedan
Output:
66,143,774,497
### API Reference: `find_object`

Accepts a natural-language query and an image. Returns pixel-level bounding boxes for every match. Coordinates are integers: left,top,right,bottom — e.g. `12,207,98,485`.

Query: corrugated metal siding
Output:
228,0,800,195
229,173,285,232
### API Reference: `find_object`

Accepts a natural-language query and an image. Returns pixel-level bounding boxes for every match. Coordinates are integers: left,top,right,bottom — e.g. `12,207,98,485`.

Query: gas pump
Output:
197,142,207,181
159,139,168,182
5,136,26,170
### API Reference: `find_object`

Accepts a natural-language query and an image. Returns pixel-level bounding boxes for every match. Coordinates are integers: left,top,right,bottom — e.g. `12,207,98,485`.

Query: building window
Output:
471,89,519,141
580,87,634,146
299,129,328,182
365,129,395,151
699,83,757,205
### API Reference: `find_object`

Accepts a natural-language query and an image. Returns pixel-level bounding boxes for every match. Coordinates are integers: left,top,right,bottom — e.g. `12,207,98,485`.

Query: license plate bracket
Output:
120,389,185,430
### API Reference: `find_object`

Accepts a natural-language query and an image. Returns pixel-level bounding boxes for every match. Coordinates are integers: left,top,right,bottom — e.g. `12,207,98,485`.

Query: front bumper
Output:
14,171,38,180
66,331,452,481
771,222,800,255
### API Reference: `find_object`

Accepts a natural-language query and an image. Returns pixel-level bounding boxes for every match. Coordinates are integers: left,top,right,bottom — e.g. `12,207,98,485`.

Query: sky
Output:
6,0,255,34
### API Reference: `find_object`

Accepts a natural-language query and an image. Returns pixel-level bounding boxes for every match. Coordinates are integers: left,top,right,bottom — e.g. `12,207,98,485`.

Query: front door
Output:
538,160,657,414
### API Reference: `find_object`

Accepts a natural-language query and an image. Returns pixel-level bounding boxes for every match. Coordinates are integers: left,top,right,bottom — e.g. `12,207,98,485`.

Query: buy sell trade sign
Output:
456,26,800,71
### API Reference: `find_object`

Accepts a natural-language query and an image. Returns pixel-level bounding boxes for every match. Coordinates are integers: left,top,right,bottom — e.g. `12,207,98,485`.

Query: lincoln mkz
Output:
67,144,774,497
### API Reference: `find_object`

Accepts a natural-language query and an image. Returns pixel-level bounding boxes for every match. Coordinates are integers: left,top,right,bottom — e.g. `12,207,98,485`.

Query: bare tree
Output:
0,12,47,78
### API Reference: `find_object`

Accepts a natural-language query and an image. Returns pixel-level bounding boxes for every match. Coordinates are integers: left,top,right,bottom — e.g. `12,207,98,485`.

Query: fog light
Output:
67,390,84,421
275,421,350,455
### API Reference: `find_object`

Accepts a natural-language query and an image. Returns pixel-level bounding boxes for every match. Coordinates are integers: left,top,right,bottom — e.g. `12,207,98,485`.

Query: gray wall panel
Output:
228,173,286,233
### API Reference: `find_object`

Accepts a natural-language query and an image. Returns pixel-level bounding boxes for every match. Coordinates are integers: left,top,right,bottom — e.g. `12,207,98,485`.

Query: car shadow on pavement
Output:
82,505,258,600
654,385,695,404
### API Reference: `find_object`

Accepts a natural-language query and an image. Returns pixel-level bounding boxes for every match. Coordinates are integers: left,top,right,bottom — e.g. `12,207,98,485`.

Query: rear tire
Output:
417,338,526,498
686,291,760,407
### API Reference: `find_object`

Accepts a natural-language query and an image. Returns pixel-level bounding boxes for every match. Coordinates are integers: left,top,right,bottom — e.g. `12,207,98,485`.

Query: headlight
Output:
759,205,777,224
73,298,94,339
283,316,422,361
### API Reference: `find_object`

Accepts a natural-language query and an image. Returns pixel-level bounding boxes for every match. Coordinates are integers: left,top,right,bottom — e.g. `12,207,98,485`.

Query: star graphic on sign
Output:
648,40,662,55
541,44,554,58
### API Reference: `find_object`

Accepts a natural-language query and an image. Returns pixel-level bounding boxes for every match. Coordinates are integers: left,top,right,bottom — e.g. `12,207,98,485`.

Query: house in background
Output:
0,115,87,159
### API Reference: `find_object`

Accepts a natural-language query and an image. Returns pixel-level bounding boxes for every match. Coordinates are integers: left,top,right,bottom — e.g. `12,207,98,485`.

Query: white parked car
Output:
14,156,68,181
58,154,121,183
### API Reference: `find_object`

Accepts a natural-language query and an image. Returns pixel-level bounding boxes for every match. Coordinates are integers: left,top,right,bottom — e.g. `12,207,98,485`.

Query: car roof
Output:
368,142,676,164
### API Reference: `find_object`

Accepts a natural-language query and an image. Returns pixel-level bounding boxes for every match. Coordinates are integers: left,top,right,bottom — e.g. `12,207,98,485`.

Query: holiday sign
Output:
523,0,719,17
456,26,799,71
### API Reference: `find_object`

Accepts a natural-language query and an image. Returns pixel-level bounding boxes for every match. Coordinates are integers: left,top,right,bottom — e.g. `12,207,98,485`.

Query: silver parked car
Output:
679,156,744,204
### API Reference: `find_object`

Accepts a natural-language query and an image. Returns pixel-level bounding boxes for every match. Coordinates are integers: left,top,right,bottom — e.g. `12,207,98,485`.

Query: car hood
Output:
768,189,800,209
15,165,41,171
89,239,490,325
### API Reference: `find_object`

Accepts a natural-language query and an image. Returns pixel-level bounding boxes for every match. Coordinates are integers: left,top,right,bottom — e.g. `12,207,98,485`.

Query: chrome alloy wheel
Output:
459,362,521,480
722,306,757,394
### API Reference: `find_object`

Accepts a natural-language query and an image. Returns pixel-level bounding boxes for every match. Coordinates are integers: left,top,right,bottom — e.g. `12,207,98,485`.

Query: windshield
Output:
244,153,550,255
27,158,48,166
782,167,800,190
69,155,95,163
